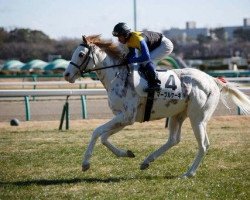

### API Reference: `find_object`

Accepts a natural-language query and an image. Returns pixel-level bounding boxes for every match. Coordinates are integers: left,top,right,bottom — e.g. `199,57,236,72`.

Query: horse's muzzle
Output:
64,72,75,83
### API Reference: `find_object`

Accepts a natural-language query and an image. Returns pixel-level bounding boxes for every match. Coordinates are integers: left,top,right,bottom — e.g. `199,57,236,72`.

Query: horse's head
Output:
64,36,96,83
64,35,124,83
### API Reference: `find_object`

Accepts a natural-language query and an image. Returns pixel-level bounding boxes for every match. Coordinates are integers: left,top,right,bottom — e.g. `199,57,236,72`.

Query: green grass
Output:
0,117,249,200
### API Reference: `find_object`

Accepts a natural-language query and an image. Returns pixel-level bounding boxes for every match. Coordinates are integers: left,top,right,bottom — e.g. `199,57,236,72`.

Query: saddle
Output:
133,64,183,98
132,64,183,121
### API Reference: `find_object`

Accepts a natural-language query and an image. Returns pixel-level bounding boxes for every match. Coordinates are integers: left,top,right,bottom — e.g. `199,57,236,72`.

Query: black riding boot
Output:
144,62,161,92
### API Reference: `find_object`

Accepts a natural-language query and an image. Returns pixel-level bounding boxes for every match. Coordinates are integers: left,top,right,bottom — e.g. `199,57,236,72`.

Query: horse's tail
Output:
214,77,250,115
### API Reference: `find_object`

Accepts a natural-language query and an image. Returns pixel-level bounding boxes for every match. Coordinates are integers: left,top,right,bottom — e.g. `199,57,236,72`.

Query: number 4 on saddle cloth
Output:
132,64,184,122
132,64,183,100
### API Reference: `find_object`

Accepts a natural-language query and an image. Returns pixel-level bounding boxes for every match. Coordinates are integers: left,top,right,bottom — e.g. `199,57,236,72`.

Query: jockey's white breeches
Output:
150,37,174,64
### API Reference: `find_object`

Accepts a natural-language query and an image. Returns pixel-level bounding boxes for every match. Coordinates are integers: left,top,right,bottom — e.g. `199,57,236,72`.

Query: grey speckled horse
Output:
64,35,250,178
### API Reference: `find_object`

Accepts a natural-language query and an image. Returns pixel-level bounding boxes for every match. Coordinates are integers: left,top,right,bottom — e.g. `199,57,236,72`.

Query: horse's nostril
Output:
64,72,70,77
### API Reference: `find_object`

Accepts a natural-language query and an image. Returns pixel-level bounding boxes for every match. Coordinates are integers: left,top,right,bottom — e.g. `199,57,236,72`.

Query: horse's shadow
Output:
5,177,121,186
0,174,178,187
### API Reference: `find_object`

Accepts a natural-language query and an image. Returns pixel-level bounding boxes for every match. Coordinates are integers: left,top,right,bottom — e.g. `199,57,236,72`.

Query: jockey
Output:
112,22,174,92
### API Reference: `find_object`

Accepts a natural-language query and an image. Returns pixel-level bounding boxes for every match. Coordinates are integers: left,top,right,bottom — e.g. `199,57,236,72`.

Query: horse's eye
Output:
79,52,84,58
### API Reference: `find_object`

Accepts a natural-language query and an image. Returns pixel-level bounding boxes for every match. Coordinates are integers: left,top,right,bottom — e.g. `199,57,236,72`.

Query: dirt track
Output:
0,95,243,122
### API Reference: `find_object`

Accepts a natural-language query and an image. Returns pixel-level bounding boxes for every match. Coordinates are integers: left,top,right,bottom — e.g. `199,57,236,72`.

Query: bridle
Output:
69,43,95,77
69,43,127,77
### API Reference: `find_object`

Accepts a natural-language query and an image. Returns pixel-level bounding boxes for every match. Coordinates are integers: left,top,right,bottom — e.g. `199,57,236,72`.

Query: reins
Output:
70,43,127,77
84,63,126,73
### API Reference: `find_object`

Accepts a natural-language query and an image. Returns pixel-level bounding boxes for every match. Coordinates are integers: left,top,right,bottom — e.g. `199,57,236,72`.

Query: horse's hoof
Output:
180,172,195,179
127,150,135,158
140,163,149,170
82,163,90,172
179,174,188,179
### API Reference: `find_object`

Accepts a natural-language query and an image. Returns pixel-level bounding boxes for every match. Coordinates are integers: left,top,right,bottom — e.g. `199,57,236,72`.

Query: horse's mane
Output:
85,35,123,60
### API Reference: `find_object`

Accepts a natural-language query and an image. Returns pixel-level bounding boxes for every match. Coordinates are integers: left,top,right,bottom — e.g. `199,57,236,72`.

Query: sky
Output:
0,0,250,40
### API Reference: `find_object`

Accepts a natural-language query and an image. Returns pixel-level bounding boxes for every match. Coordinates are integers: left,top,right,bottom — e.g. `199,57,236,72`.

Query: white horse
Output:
64,35,250,178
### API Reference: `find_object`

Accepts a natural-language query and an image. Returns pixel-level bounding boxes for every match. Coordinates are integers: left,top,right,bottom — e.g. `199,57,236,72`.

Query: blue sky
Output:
0,0,250,39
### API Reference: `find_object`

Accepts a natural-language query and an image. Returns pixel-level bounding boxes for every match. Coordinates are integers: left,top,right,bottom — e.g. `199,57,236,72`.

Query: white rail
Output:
239,87,250,92
0,80,101,86
0,89,107,97
225,77,250,82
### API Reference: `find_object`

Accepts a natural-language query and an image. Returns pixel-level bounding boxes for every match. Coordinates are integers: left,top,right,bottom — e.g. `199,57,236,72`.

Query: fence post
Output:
80,84,87,119
32,75,37,101
237,107,241,115
65,99,69,130
165,118,169,128
81,95,87,119
59,103,67,130
24,96,31,121
59,96,70,130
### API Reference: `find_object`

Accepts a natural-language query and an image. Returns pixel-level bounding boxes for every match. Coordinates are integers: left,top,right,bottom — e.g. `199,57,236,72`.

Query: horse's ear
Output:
82,35,88,45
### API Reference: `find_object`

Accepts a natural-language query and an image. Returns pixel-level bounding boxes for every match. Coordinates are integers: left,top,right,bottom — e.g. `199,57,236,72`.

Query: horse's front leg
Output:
100,126,135,158
82,114,134,171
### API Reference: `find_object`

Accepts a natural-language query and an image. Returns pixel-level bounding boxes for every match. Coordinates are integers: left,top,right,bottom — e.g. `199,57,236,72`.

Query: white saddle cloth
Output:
133,64,183,100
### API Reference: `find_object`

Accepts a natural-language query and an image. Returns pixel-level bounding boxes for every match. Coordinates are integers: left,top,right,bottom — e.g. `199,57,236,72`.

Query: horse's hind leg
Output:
140,112,186,170
182,88,219,178
204,122,210,149
181,119,208,178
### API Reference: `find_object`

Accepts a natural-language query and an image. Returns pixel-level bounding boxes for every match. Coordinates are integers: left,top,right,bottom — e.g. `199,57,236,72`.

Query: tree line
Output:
0,28,80,62
0,27,250,62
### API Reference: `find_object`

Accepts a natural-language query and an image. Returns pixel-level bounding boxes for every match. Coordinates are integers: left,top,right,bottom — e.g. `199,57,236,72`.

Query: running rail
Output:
0,80,101,86
0,89,107,97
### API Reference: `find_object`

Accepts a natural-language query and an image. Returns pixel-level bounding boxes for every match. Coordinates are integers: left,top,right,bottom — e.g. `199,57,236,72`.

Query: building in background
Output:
163,18,250,42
